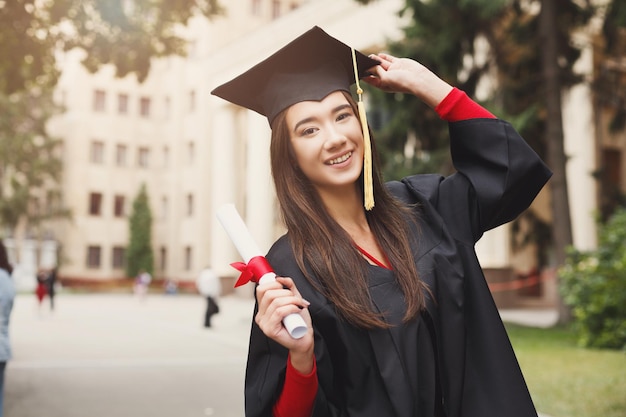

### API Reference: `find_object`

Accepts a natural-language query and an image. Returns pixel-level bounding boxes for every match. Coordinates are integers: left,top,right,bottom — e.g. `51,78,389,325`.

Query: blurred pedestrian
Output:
46,266,58,311
0,240,16,417
133,269,152,300
35,269,48,312
163,279,178,295
196,266,221,328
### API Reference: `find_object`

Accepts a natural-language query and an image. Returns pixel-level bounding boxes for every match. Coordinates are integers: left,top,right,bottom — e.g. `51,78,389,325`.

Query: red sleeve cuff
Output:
272,354,318,417
435,87,496,122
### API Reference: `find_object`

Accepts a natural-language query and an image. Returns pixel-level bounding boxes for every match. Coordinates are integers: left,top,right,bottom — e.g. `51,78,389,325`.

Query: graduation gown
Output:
245,118,553,417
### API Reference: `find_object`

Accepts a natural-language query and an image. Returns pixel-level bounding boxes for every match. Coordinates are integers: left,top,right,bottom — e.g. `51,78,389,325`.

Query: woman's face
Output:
286,91,364,194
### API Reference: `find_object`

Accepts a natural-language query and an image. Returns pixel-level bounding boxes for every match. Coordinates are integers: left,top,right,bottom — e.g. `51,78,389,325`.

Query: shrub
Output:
559,208,626,350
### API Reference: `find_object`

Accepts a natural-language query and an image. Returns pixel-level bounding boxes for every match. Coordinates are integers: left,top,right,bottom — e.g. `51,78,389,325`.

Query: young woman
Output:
212,26,551,417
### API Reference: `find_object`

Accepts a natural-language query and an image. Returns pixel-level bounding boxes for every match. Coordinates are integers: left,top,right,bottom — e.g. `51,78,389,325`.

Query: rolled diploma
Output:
216,204,308,339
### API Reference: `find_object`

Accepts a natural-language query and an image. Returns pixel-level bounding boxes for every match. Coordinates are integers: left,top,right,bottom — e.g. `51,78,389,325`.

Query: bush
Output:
559,208,626,350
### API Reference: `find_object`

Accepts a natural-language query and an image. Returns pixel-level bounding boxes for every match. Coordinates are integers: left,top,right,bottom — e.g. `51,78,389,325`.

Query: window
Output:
184,246,192,271
188,142,195,164
118,93,129,114
600,148,623,218
251,0,261,15
116,144,127,166
138,147,150,168
163,146,169,168
164,96,171,119
89,192,103,216
272,0,280,19
93,90,106,112
186,194,194,216
160,247,167,271
161,196,168,220
113,195,125,217
139,97,151,117
87,246,101,268
112,246,125,269
189,90,196,113
90,141,104,164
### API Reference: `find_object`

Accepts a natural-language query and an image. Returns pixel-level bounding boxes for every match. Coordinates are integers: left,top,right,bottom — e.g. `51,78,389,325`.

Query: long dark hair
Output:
270,91,428,328
0,240,13,275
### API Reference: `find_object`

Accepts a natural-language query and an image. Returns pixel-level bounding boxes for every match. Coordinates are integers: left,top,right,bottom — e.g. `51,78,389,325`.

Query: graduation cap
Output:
211,25,380,210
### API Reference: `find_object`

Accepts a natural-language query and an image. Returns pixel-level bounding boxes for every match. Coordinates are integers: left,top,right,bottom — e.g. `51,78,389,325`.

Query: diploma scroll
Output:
216,204,308,339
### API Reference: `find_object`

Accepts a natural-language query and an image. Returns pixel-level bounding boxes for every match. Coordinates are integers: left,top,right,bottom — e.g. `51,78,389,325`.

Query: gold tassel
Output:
351,48,375,210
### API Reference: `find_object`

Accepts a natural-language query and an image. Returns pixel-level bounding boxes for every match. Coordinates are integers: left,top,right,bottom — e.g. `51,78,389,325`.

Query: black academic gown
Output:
245,118,553,417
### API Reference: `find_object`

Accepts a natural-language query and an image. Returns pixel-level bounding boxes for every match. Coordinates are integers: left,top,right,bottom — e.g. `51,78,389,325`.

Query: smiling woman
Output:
211,26,552,417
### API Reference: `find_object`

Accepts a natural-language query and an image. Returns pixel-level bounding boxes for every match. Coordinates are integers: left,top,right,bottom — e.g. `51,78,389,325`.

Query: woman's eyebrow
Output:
333,104,352,113
293,116,316,133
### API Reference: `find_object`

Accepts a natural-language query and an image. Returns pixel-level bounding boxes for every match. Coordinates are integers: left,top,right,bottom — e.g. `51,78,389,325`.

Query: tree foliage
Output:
0,87,68,235
126,183,154,278
356,0,593,180
593,0,626,133
560,208,626,350
0,0,223,94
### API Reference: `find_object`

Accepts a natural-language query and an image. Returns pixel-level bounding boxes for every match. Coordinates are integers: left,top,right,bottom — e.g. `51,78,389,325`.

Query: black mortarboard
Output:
211,26,380,125
211,26,379,210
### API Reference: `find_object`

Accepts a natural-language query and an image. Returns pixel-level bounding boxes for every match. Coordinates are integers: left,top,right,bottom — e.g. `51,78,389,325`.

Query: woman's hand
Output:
363,53,453,109
255,276,315,373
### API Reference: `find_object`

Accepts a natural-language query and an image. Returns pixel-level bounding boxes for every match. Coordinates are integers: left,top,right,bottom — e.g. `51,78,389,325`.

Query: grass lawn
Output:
506,324,626,417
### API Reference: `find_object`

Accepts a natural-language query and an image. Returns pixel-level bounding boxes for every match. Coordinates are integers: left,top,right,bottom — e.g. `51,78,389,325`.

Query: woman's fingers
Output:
255,277,309,331
254,277,313,348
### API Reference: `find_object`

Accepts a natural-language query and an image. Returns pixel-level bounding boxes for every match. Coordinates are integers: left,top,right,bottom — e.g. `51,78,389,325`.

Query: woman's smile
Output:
327,151,353,166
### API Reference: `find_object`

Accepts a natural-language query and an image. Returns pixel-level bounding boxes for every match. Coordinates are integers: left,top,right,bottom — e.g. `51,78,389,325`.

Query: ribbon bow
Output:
231,256,274,287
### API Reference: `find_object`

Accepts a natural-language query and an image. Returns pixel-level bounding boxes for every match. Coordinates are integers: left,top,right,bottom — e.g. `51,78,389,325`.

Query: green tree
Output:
0,87,69,250
126,184,154,278
0,0,223,94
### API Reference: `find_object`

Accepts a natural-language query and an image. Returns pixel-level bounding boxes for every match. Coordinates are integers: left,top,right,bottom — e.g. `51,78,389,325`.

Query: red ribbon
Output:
231,256,275,288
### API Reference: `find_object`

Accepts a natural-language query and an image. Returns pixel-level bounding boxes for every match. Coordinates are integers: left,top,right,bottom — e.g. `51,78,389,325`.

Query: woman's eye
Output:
302,127,317,136
336,112,351,122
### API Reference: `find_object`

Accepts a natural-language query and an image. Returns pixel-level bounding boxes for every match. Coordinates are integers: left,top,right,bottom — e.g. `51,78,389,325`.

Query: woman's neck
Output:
318,185,367,231
319,186,390,268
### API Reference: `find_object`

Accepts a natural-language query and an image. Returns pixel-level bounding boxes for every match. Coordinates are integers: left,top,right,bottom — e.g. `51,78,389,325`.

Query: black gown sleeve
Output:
400,118,552,244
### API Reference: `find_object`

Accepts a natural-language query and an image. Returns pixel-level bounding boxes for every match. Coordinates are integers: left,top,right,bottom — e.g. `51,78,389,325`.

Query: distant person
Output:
35,269,48,312
163,279,178,295
46,266,58,311
196,267,221,328
133,269,152,300
0,240,16,417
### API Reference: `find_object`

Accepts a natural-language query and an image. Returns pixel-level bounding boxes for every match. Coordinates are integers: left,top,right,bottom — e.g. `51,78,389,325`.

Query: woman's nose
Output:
323,127,347,149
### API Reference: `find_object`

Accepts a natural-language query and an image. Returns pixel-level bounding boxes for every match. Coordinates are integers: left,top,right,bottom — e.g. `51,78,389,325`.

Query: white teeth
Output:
329,152,352,165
